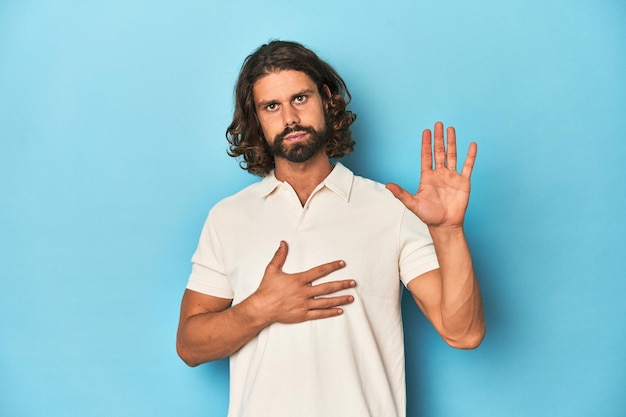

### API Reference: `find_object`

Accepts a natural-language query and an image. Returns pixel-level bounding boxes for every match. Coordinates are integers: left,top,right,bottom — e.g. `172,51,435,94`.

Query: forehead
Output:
253,70,318,103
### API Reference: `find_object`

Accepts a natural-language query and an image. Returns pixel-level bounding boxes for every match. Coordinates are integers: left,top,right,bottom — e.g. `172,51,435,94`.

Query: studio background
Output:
1,1,624,416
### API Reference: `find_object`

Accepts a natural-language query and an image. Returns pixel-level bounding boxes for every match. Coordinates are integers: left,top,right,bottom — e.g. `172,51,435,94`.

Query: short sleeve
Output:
398,209,440,286
186,210,235,299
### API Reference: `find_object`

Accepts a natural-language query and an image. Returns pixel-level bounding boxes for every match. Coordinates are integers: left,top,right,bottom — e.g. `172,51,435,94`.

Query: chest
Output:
219,192,402,303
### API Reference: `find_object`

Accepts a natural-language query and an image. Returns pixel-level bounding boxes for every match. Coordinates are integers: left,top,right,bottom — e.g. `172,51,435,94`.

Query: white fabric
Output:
187,163,439,417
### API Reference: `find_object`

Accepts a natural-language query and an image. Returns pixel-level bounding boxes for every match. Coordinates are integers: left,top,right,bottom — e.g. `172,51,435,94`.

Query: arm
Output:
176,240,356,366
386,122,485,349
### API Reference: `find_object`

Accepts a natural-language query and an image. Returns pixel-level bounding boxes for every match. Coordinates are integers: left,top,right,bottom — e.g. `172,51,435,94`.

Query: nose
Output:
282,105,300,127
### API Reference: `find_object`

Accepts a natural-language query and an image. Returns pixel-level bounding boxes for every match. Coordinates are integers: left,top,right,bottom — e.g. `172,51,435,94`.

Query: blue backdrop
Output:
1,1,625,416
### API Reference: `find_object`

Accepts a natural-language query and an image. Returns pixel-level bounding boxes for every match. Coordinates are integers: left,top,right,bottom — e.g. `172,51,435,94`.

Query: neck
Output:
274,150,333,206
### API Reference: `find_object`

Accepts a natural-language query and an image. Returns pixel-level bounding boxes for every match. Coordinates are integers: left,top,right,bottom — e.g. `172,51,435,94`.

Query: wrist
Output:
428,224,466,243
244,291,274,328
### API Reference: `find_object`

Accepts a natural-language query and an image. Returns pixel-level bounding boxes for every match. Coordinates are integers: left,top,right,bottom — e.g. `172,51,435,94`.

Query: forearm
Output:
176,295,269,366
430,226,485,348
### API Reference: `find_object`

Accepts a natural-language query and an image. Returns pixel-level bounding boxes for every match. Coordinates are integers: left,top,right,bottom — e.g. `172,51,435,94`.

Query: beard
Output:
267,123,329,163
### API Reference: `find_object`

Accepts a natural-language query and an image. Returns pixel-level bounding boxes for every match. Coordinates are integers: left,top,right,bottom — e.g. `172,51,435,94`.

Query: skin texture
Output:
176,70,485,367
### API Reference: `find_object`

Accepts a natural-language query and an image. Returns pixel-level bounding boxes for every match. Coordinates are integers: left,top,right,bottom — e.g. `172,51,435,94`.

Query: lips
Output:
275,125,315,144
284,132,308,142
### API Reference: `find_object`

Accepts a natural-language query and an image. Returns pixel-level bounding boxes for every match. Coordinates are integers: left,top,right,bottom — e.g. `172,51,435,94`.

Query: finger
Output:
305,307,346,320
433,122,445,169
265,240,288,273
298,259,347,285
460,142,478,179
446,126,457,171
421,128,433,173
385,183,417,213
307,279,357,298
309,294,355,311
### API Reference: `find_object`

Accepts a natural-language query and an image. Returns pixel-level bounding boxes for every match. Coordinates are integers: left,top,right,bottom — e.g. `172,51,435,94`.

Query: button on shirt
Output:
187,162,439,417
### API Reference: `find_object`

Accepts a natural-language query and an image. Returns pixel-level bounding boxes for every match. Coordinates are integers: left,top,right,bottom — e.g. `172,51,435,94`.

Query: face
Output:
253,70,328,163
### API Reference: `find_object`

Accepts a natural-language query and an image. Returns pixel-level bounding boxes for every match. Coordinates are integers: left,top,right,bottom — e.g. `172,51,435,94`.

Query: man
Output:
177,40,485,417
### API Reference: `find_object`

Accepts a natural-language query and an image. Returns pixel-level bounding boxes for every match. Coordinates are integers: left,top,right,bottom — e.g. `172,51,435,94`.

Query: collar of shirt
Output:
257,162,354,203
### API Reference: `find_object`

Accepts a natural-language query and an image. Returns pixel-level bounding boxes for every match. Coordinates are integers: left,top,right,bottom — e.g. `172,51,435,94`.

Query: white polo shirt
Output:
187,162,439,417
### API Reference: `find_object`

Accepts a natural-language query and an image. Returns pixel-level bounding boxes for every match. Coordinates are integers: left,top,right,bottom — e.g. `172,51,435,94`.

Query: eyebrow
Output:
256,88,316,110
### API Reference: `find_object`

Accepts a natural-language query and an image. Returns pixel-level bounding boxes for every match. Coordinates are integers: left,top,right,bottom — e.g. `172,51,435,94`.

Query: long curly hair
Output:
226,40,357,177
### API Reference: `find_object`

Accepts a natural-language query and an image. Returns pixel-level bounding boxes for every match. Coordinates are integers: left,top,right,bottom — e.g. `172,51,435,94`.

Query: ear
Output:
322,84,332,110
322,84,332,99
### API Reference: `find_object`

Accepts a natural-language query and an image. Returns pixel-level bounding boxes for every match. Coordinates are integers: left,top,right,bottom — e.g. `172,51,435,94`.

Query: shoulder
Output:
215,180,263,205
350,173,406,209
331,163,401,207
331,168,412,228
206,178,273,221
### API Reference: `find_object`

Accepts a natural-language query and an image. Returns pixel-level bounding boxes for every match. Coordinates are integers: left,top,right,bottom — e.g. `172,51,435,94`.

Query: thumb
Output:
385,183,415,209
266,240,288,272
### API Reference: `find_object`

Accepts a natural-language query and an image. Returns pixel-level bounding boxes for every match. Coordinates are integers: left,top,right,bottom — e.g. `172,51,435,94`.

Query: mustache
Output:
274,125,316,142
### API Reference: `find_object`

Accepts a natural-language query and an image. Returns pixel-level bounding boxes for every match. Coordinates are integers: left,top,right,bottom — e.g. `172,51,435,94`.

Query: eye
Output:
294,95,307,104
265,103,278,112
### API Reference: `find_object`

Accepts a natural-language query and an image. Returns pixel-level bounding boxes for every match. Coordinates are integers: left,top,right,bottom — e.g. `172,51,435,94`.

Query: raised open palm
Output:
386,122,477,229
